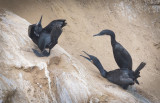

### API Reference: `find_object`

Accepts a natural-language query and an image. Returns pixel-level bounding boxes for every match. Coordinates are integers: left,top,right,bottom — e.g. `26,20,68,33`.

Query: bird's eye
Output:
90,60,93,63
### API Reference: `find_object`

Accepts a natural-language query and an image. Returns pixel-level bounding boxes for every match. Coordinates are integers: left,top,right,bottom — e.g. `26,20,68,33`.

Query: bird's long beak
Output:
80,55,90,61
82,51,90,57
80,51,94,63
37,15,43,25
80,55,93,64
93,33,100,37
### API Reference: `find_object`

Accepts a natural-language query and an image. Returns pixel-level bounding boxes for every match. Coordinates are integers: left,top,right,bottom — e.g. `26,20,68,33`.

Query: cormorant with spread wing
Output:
28,16,67,57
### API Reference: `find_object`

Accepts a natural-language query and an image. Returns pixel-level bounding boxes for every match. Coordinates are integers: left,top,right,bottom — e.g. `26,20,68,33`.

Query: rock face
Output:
0,11,151,103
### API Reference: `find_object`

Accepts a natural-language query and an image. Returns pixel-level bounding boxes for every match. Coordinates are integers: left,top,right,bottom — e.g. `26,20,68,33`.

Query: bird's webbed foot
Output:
32,49,49,57
42,50,50,57
135,79,139,85
32,49,44,57
122,85,129,89
134,73,140,85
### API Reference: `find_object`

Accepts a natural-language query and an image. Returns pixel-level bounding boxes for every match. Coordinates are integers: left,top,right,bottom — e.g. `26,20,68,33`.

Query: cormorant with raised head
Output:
80,51,146,89
28,16,67,57
93,29,132,70
28,16,43,45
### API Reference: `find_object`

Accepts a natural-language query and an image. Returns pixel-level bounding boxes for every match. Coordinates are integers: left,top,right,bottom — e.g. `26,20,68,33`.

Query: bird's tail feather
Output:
134,62,146,84
135,62,146,74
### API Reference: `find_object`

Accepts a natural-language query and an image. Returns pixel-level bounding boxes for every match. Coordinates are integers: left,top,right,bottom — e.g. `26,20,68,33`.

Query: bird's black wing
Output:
113,43,132,70
50,26,62,42
28,24,40,45
28,24,34,38
44,19,66,32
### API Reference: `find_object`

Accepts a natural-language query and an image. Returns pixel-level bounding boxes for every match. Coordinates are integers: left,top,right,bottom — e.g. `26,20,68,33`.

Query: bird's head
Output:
80,51,99,65
34,15,43,37
93,29,115,37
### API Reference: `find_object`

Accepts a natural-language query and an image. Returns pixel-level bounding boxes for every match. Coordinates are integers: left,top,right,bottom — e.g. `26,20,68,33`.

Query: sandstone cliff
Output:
0,10,151,103
0,0,160,103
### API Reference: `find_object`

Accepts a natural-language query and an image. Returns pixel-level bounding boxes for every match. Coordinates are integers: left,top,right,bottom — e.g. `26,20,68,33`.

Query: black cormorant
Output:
93,30,132,70
80,51,146,89
28,16,67,57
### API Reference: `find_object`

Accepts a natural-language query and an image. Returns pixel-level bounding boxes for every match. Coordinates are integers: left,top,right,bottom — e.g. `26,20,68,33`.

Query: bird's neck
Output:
110,35,117,46
95,62,108,77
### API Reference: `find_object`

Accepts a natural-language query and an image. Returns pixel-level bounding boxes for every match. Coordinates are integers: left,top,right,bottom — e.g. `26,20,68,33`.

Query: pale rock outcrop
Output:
0,10,151,103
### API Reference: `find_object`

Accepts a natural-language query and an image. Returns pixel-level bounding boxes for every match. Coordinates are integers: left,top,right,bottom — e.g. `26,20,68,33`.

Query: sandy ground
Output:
0,0,160,102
